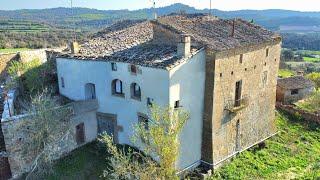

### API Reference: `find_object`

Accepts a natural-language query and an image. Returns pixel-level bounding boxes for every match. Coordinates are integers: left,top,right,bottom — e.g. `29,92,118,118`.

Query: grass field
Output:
278,69,295,78
46,112,320,179
0,20,50,33
211,112,320,179
0,48,30,54
303,56,320,62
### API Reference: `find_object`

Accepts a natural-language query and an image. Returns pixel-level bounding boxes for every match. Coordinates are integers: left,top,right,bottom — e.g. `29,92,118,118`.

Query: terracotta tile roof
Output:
58,14,280,69
277,76,315,90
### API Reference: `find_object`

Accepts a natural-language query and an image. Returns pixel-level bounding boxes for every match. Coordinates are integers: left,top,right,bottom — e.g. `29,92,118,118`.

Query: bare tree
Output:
99,105,189,180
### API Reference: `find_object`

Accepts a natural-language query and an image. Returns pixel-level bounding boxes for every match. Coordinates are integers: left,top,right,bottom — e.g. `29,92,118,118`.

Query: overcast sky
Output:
0,0,319,11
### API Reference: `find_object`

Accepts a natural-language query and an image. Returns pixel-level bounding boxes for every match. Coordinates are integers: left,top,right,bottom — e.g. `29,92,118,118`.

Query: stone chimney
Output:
70,42,80,54
177,35,191,58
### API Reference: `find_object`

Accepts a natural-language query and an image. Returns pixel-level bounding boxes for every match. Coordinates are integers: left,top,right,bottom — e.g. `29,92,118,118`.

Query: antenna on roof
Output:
209,0,212,16
70,0,76,41
150,0,157,19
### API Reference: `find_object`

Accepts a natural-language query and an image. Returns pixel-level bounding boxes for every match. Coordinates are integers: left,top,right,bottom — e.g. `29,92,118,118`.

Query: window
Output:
266,48,269,57
220,73,223,77
76,123,85,145
138,114,149,130
85,83,96,100
239,54,243,63
174,100,181,108
111,62,117,71
61,77,65,88
112,79,124,96
130,64,137,74
231,71,234,75
235,80,242,107
291,89,299,95
147,97,153,107
262,71,268,87
131,83,141,100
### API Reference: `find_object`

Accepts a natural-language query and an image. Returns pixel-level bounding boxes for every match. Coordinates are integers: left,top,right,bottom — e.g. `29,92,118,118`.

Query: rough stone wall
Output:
276,103,320,124
282,87,315,105
203,42,281,165
2,99,98,178
0,53,19,81
152,23,181,46
19,49,48,63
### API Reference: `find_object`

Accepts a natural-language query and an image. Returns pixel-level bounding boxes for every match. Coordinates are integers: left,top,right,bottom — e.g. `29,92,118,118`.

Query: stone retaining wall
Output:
2,99,98,178
276,103,320,124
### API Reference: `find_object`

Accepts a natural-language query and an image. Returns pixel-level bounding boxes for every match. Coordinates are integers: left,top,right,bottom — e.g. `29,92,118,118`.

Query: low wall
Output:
1,99,99,178
276,103,320,124
0,53,19,81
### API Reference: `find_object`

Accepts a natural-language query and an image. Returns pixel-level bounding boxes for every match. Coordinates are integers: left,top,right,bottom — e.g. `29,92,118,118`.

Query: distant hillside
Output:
1,3,320,31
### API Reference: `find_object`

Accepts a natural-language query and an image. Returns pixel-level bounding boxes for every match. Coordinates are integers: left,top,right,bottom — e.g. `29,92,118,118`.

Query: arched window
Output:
112,79,123,95
131,83,141,100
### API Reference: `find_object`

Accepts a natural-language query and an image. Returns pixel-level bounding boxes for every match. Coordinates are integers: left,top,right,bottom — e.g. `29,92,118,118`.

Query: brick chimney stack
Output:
177,35,191,58
70,42,80,54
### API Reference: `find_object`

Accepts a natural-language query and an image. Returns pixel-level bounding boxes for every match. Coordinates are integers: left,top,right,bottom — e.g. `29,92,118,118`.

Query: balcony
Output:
225,96,249,113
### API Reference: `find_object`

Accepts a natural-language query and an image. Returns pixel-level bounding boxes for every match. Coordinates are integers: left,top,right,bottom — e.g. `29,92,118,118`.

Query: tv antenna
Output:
209,0,212,16
149,0,157,19
70,0,76,41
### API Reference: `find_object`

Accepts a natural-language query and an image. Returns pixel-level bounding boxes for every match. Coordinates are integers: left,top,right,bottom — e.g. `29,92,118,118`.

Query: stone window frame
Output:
112,79,125,98
130,83,142,101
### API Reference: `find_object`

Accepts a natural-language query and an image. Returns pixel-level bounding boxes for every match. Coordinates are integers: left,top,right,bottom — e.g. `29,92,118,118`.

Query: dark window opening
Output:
245,68,247,71
254,65,257,69
61,77,65,88
76,123,85,145
231,71,234,75
275,58,277,62
264,62,267,66
266,48,269,57
131,83,141,100
130,65,137,74
239,54,243,63
220,73,223,77
111,62,117,71
235,80,242,107
174,100,181,108
138,114,149,131
147,97,153,107
112,79,124,95
291,89,299,95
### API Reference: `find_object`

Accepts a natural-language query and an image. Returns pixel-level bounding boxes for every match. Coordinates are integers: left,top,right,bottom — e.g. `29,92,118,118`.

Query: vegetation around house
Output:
306,72,320,89
0,48,29,54
99,105,189,179
211,111,320,179
46,111,320,179
278,69,295,78
295,90,320,113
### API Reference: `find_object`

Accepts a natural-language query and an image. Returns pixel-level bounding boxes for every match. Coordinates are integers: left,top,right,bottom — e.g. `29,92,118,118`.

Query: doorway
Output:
76,123,85,145
97,113,118,143
85,83,96,100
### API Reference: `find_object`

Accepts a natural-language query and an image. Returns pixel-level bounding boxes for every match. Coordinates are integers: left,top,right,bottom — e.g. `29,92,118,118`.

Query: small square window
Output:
239,54,243,63
130,65,137,74
174,100,180,108
291,89,299,95
245,68,247,71
111,63,117,71
61,77,65,88
231,71,234,75
220,73,223,77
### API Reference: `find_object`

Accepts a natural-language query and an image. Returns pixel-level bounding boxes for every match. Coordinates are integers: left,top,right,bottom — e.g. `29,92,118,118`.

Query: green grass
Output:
47,142,108,180
0,48,30,54
46,112,320,180
278,69,295,78
303,56,320,62
211,112,320,180
295,91,320,113
297,50,320,56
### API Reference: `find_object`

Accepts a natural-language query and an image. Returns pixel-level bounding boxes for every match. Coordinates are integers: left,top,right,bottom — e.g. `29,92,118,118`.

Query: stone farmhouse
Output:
55,14,282,171
276,76,315,105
